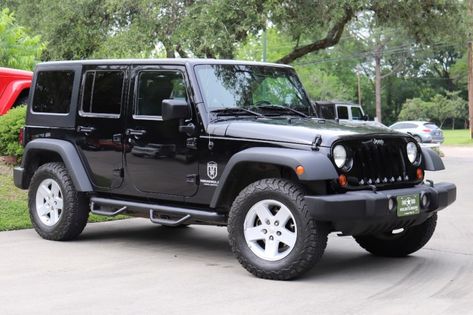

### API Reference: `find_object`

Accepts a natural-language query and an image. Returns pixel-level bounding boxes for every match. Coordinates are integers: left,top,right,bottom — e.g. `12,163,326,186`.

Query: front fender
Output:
421,147,445,171
209,147,338,208
0,80,31,115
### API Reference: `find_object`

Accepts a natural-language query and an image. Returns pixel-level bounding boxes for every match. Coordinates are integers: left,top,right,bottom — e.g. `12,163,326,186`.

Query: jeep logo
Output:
362,138,384,145
372,139,384,145
207,161,218,180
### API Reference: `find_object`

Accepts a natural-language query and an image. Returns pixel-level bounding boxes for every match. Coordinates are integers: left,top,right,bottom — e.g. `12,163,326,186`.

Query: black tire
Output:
228,178,328,280
13,95,28,107
354,214,437,257
28,162,89,241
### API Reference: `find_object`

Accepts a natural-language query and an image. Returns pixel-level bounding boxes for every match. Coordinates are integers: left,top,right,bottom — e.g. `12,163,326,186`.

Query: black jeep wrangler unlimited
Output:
14,59,456,280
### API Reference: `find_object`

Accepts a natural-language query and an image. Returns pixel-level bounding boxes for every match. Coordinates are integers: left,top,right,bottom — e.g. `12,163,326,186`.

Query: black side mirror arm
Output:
179,121,196,136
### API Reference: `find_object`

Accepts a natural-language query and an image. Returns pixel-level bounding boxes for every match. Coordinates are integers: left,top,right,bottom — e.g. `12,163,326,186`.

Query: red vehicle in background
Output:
0,67,32,115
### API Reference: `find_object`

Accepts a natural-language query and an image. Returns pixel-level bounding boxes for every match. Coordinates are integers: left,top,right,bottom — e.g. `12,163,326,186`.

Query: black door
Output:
125,66,198,197
76,66,128,189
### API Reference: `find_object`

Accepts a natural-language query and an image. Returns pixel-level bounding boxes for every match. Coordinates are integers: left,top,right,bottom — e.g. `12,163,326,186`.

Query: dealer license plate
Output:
396,194,420,217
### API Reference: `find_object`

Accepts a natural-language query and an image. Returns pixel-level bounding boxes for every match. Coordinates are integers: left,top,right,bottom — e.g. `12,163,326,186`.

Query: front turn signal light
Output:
338,174,348,187
295,165,305,176
416,168,424,180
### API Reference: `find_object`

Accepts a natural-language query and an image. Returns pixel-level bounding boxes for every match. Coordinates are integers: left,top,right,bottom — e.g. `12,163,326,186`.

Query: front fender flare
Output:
421,147,445,171
209,147,338,208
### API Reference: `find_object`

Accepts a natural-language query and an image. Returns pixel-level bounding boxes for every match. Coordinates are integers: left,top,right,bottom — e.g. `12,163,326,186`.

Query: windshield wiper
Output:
253,104,309,118
210,107,265,120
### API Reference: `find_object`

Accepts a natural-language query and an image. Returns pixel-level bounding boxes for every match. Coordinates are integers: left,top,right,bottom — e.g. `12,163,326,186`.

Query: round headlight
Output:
406,142,418,164
333,145,347,168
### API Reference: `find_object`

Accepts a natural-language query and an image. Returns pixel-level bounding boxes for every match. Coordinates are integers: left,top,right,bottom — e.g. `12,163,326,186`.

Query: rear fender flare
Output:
21,139,93,191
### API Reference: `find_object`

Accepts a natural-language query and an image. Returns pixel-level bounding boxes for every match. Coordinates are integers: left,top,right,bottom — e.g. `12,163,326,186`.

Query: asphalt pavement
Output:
0,146,472,315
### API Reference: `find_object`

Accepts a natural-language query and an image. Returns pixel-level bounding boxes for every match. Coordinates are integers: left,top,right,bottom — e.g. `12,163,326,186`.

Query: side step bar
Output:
90,197,227,226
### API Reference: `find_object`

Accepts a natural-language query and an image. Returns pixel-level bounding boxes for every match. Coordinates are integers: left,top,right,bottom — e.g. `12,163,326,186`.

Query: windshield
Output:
194,64,311,113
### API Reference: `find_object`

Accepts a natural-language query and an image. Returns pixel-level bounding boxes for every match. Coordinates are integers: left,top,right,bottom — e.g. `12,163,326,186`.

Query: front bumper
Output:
305,182,456,235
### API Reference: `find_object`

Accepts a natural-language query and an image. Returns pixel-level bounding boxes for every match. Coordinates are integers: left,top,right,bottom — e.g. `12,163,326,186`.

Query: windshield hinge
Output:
311,135,322,151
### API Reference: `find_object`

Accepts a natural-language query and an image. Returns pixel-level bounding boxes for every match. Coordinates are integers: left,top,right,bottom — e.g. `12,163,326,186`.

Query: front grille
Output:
336,137,420,189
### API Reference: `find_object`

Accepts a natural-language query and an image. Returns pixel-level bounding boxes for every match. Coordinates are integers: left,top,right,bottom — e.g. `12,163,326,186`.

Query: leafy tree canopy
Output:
0,8,44,70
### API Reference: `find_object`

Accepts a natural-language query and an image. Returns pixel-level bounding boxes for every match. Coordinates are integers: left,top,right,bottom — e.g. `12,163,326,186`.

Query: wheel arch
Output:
19,139,93,191
421,147,445,171
210,147,338,209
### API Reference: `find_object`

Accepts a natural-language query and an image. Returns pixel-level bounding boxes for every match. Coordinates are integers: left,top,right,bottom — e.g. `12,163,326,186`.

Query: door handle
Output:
77,126,96,135
126,129,147,137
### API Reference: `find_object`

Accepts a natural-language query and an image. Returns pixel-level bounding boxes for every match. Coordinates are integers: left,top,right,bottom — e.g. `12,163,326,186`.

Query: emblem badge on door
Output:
207,161,218,180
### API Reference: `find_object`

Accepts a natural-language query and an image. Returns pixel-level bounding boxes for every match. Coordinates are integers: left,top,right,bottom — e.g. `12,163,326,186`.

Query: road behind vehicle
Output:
390,121,444,143
13,59,456,280
0,67,32,115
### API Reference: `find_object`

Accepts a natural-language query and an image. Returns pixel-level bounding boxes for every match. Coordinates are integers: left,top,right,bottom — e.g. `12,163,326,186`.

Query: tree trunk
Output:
469,0,473,138
374,47,382,123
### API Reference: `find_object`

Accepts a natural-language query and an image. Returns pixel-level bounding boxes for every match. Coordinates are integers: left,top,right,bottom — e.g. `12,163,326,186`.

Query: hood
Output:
207,117,398,147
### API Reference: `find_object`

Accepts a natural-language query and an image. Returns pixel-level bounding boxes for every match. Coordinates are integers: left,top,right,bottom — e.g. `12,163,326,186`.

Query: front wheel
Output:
353,214,437,257
228,178,328,280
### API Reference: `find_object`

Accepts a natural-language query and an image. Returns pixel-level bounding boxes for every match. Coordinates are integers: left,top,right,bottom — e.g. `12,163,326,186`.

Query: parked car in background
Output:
313,101,369,121
312,100,389,129
389,121,444,144
0,67,33,115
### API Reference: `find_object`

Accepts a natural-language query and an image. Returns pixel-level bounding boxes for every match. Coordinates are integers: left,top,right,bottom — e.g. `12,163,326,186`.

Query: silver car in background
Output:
389,121,444,143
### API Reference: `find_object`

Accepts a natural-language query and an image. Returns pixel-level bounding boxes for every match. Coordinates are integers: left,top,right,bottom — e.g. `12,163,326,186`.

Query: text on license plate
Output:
396,194,420,217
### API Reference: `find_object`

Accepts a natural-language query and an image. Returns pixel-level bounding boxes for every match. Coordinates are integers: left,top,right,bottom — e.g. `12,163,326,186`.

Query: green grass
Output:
0,162,125,232
442,129,473,146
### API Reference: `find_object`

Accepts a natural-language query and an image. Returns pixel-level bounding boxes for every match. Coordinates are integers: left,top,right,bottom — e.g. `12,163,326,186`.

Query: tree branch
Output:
276,7,354,64
381,61,404,79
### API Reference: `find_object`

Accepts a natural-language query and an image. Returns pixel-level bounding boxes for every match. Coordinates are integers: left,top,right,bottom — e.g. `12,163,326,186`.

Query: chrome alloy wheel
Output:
243,199,297,261
35,178,64,226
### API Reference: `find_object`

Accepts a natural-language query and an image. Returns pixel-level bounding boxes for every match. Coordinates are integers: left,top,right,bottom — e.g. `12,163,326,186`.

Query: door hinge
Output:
113,168,124,178
186,174,199,185
186,137,198,149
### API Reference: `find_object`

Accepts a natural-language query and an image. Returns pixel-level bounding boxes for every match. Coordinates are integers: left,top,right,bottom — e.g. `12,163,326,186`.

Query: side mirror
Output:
362,115,369,121
162,99,190,121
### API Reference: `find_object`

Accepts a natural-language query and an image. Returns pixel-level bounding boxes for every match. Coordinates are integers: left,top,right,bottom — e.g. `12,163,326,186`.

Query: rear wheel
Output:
228,178,328,280
29,162,89,241
353,214,437,257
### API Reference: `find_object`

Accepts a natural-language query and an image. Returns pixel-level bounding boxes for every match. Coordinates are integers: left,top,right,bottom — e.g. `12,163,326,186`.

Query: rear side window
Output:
337,106,349,119
317,104,336,119
81,70,124,116
32,71,74,113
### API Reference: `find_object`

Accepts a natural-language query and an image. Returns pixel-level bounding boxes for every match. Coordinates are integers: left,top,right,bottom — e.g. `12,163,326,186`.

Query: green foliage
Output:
0,8,44,70
398,92,467,127
295,65,353,101
0,105,26,158
398,98,432,121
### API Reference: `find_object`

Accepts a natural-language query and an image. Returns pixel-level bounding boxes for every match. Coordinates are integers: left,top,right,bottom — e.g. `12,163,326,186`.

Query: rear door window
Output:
337,106,349,119
80,70,125,117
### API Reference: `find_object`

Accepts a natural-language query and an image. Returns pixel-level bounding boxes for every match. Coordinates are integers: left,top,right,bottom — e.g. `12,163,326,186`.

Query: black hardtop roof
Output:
314,100,360,106
36,58,293,69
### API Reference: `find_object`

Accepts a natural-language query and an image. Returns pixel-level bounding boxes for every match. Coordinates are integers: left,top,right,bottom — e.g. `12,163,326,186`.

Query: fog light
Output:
388,197,396,211
421,193,430,209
